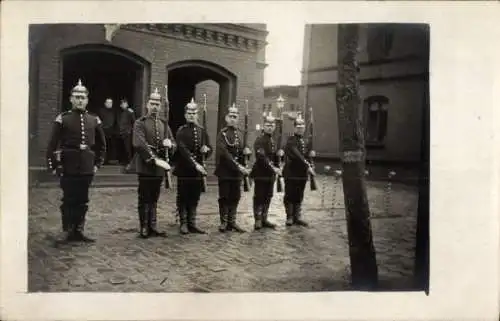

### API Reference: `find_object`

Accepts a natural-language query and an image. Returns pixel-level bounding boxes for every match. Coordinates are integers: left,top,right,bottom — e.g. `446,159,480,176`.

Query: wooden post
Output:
336,24,378,289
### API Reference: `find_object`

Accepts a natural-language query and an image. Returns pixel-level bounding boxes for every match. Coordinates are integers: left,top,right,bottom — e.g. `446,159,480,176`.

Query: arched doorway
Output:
61,44,150,164
166,60,237,138
61,44,150,115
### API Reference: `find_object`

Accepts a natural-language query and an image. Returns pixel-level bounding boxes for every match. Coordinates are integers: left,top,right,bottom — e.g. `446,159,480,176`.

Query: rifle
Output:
242,99,251,192
275,107,284,193
200,93,208,193
307,107,317,191
163,85,172,189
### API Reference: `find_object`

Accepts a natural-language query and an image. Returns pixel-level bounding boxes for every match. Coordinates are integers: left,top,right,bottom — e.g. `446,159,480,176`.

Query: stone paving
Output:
28,176,420,292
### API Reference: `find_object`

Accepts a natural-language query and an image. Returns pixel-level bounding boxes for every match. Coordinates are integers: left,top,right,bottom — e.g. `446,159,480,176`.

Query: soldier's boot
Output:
218,201,228,233
179,206,189,235
138,203,149,238
73,205,95,243
285,202,294,226
148,202,166,237
227,204,246,233
253,200,263,230
187,205,206,234
261,200,276,229
293,203,309,227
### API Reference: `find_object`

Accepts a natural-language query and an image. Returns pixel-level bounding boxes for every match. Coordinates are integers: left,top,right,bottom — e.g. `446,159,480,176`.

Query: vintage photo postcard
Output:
1,1,499,321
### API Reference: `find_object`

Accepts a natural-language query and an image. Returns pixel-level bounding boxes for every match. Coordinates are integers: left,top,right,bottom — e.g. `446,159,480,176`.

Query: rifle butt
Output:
201,176,207,193
309,173,317,191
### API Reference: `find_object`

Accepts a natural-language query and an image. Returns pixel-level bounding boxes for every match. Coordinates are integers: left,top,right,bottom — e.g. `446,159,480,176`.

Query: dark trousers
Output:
253,177,275,206
177,176,203,209
103,131,116,163
137,175,163,231
118,133,132,165
138,175,163,205
59,175,94,232
218,178,242,206
284,178,307,205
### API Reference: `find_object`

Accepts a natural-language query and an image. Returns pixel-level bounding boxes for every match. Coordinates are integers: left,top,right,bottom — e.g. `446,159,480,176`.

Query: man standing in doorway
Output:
46,79,107,243
283,114,316,227
118,98,136,166
214,104,252,233
131,88,176,238
99,97,117,164
249,113,281,230
173,98,212,235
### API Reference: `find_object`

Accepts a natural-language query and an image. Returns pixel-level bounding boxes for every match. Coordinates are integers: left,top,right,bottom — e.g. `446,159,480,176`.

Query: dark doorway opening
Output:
62,47,148,165
62,51,143,114
166,61,237,139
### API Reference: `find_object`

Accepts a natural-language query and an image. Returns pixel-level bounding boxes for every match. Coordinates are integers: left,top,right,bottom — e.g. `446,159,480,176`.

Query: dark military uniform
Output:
283,133,312,226
132,113,175,238
118,107,136,165
46,103,106,242
214,126,247,232
249,132,278,229
173,122,212,234
99,106,117,164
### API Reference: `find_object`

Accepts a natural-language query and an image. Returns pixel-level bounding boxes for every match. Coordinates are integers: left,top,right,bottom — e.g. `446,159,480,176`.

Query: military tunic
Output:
250,132,278,203
214,126,247,232
283,133,313,204
118,107,136,165
131,114,175,237
46,109,106,233
173,122,213,232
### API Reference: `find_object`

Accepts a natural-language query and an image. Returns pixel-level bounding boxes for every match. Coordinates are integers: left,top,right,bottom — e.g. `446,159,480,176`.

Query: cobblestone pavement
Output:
28,176,419,292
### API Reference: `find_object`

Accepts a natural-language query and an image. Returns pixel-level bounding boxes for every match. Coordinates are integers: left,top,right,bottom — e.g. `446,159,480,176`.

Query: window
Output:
364,96,389,147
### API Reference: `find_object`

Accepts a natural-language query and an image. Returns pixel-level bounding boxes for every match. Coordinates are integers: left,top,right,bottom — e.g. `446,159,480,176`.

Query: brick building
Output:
301,24,429,164
28,23,268,169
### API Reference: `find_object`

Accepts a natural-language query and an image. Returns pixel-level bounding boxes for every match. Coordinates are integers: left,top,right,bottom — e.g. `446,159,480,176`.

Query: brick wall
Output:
302,24,429,163
31,24,266,166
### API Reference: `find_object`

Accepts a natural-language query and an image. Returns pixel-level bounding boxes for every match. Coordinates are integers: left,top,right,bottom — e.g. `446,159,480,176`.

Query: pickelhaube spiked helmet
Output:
71,79,88,95
185,97,198,111
294,112,306,126
149,88,161,102
228,103,239,115
264,112,276,124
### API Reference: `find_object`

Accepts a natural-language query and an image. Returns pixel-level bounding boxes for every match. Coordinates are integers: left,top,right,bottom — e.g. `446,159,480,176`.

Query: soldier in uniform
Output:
46,79,107,243
283,114,316,227
131,88,176,238
173,98,212,235
117,98,136,166
249,113,281,230
214,104,252,233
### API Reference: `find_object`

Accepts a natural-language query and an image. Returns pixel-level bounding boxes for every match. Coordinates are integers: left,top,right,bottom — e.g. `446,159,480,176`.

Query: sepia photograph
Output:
27,22,429,293
1,1,499,320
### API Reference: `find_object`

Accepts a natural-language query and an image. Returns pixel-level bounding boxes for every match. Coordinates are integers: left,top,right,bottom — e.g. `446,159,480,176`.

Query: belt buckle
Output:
79,144,88,150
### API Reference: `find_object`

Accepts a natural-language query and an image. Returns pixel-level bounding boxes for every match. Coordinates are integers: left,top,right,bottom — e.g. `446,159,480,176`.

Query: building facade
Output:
301,24,429,164
29,23,268,168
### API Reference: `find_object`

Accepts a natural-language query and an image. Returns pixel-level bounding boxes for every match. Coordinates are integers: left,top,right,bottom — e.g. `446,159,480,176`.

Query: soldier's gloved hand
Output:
154,158,171,171
238,165,249,175
309,150,316,158
93,166,98,173
277,149,285,157
195,163,207,176
307,166,316,176
243,147,252,156
273,166,282,175
200,145,210,154
163,138,173,148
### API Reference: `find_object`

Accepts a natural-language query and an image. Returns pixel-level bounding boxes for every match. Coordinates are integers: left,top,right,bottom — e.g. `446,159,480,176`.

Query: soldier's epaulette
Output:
176,124,188,135
55,111,71,123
